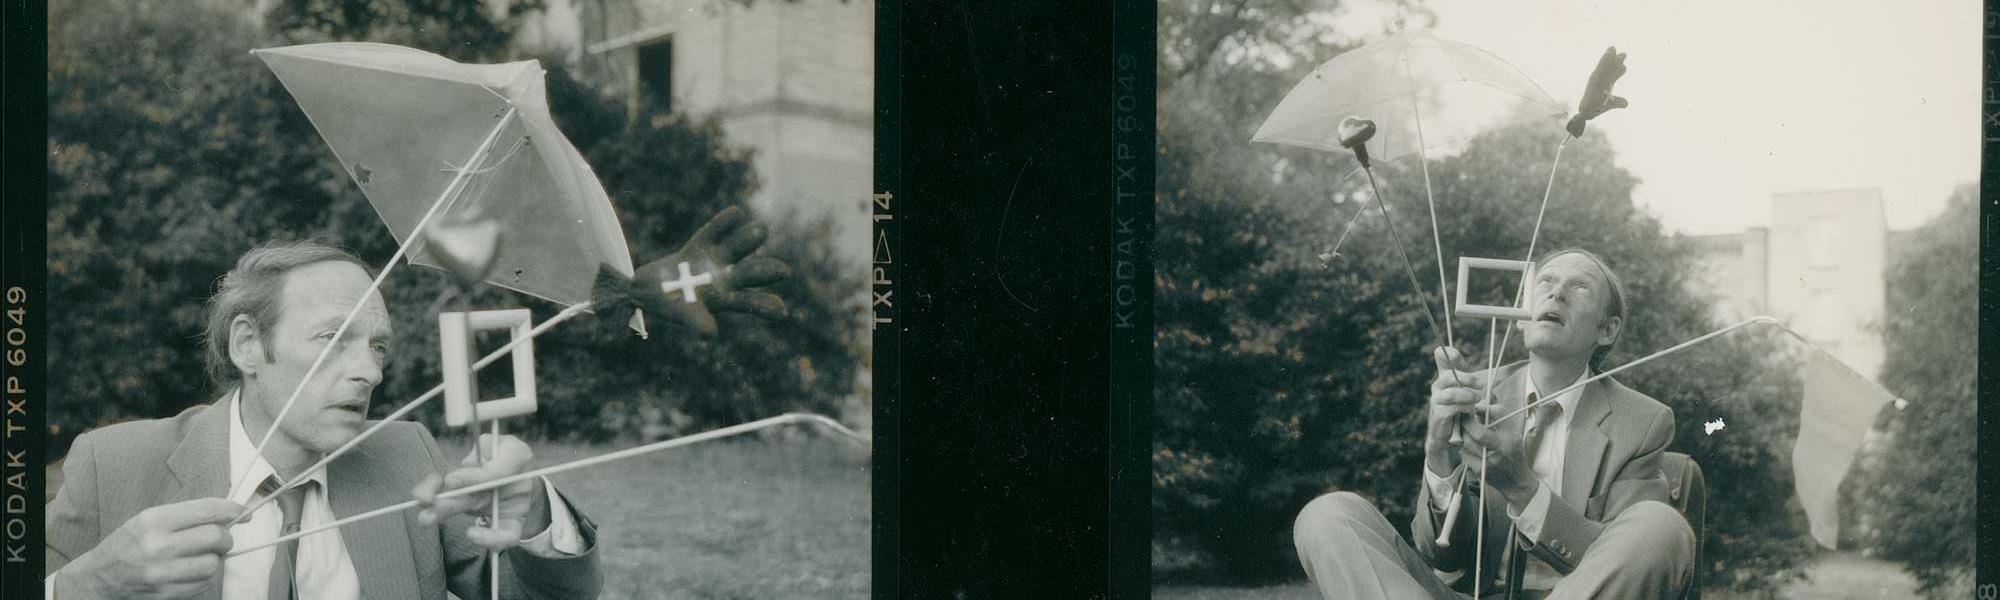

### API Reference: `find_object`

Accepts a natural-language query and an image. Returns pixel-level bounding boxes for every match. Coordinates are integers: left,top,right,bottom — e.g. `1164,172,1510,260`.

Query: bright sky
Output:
1339,0,1978,234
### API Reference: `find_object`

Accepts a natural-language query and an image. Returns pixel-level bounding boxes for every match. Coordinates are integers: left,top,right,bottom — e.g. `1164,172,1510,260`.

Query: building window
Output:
637,37,673,113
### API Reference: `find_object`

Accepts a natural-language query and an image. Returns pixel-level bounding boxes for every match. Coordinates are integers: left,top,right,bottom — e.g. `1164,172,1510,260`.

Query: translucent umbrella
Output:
237,44,815,598
1253,29,1565,164
1255,29,1567,346
254,42,635,306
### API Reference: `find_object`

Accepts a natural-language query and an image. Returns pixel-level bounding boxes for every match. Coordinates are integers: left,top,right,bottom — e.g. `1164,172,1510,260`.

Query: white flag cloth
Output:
1792,348,1897,549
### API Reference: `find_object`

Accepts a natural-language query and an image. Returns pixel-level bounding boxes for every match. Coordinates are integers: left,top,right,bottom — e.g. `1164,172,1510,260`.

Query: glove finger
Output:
728,257,792,289
690,206,748,248
720,220,770,264
709,291,788,320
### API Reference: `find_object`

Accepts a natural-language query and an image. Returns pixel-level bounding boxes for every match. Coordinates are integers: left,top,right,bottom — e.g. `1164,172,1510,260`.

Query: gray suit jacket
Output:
1409,361,1677,591
46,397,603,600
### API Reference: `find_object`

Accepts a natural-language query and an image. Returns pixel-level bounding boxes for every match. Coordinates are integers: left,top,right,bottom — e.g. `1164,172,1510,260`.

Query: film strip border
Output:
1983,2,1998,597
1109,0,1156,596
872,0,901,594
0,1,49,597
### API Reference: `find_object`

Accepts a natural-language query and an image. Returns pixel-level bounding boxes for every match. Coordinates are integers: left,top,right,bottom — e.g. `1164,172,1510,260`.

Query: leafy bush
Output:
47,0,864,447
1862,186,1976,598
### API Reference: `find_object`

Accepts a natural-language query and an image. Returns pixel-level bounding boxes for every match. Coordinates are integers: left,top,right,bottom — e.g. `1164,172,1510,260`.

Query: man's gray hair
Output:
202,239,372,387
1537,248,1628,370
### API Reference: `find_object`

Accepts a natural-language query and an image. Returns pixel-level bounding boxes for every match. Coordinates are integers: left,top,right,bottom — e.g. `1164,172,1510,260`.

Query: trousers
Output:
1292,492,1693,600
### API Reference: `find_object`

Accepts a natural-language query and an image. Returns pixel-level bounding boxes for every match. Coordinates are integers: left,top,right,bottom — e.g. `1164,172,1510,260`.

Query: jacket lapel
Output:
1561,378,1614,511
330,435,422,600
164,398,231,600
164,398,232,503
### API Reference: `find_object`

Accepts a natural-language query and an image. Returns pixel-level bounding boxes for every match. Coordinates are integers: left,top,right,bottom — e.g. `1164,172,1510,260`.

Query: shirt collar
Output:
227,388,329,502
1522,365,1591,416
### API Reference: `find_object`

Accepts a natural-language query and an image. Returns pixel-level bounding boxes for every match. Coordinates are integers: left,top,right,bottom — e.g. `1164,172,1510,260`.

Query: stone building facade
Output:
564,0,874,265
1686,188,1890,378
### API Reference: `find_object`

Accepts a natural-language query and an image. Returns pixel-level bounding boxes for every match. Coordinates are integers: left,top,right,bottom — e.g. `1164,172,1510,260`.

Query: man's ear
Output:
1597,314,1623,349
228,314,266,378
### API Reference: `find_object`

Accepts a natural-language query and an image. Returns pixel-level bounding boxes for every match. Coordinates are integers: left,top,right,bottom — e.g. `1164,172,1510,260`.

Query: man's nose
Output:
340,342,383,387
1541,285,1568,306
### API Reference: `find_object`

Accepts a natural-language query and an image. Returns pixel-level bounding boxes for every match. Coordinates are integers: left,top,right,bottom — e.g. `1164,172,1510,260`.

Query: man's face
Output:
1517,253,1619,366
248,261,393,454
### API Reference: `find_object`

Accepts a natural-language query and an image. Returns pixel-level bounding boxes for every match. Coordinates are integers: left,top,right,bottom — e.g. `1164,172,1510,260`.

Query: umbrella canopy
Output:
1253,30,1565,164
253,42,634,306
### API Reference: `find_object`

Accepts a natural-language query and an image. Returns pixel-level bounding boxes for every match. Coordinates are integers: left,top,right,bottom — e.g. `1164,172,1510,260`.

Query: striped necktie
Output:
256,476,313,600
1523,393,1563,454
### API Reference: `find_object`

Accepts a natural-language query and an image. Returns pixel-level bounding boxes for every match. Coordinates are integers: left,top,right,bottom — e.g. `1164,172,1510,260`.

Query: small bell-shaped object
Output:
423,205,504,288
1336,116,1378,169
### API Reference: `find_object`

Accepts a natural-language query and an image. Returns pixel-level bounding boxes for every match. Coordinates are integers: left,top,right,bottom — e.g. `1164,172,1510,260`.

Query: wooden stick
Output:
227,412,865,557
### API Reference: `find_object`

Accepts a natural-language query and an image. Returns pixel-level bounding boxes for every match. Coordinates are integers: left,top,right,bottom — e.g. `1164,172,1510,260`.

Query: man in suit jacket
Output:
46,239,602,600
1293,249,1696,599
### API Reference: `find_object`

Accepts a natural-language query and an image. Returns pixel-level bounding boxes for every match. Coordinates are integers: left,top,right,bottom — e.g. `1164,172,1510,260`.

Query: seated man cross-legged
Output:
1292,249,1695,600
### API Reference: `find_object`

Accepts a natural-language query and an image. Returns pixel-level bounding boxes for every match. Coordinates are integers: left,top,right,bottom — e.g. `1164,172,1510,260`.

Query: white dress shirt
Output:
223,390,361,600
218,391,588,599
50,392,588,600
1423,368,1589,567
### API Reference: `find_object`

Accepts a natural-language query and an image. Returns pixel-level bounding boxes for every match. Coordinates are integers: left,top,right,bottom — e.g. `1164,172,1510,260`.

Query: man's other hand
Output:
58,498,242,600
1426,346,1488,477
412,434,550,552
1459,405,1541,507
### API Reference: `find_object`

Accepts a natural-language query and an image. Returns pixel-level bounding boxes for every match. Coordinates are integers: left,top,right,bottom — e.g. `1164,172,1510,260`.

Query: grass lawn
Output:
500,434,871,600
1155,551,1921,600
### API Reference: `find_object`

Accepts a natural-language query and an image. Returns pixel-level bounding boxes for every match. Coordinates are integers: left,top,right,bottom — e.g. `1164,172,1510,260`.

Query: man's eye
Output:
315,331,337,341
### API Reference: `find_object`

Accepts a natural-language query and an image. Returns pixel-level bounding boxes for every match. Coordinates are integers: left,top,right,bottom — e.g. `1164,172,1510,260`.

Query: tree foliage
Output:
1154,69,1811,590
1158,0,1431,95
47,0,865,448
1864,185,1976,598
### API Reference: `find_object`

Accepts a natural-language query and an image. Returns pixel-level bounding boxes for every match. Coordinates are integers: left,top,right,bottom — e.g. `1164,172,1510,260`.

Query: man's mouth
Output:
328,399,368,416
1534,310,1565,326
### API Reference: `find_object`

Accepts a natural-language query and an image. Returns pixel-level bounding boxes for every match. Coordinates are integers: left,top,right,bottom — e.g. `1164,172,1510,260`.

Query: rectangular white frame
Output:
439,308,540,427
1455,257,1536,321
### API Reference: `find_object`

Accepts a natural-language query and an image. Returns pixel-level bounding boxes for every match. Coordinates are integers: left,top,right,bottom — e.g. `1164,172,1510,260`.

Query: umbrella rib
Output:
254,48,514,99
1464,79,1572,118
1447,41,1567,112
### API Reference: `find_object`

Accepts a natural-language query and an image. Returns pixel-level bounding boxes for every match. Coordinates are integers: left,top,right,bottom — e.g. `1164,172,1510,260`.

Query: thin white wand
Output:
1405,65,1454,348
1435,137,1570,563
1490,316,1779,426
1472,319,1500,597
1360,167,1458,370
231,107,520,502
227,412,866,558
232,300,591,525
